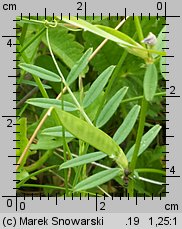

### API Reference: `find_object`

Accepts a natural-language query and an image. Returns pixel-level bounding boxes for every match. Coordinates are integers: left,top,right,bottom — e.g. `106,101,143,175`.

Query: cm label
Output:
3,3,16,11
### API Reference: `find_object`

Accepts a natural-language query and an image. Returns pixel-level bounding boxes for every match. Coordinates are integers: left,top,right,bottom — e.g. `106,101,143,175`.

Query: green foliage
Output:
19,63,61,82
16,118,29,156
74,168,122,192
83,31,121,73
55,108,128,169
41,126,74,138
126,125,162,161
27,98,77,111
16,118,31,170
30,135,65,150
66,48,93,85
22,79,51,89
16,169,30,181
113,105,140,144
83,66,115,107
61,16,164,60
143,64,158,101
96,87,128,128
59,152,107,170
16,16,166,197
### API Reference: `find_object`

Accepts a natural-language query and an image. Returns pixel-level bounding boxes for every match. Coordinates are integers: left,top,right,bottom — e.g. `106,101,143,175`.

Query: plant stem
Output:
16,88,67,171
46,28,93,125
19,23,28,45
94,31,137,122
16,18,129,171
17,165,58,188
105,51,128,99
130,98,148,171
128,16,148,196
128,98,148,196
121,91,165,104
78,76,87,187
89,17,129,61
21,184,67,191
25,150,54,172
136,168,166,176
134,17,145,47
21,184,102,196
94,50,128,122
32,76,49,98
61,83,69,196
16,16,61,27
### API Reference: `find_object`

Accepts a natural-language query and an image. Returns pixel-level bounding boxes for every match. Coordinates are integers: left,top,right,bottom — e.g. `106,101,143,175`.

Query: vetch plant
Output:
16,15,166,197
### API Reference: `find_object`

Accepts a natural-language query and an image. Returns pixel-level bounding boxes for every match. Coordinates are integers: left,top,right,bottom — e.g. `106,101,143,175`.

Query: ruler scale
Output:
0,0,181,228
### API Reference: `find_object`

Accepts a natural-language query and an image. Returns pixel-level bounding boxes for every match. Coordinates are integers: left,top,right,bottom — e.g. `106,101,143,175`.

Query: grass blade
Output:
96,87,128,128
19,63,61,82
74,168,122,192
59,152,107,170
83,66,115,108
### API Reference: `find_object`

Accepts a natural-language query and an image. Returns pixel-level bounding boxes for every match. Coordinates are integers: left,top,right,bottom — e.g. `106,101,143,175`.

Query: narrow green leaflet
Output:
143,64,158,101
66,48,93,85
41,126,74,138
83,65,115,108
27,98,78,111
113,105,140,145
96,87,128,128
126,125,162,162
19,63,61,82
59,152,107,170
55,108,128,169
74,168,122,192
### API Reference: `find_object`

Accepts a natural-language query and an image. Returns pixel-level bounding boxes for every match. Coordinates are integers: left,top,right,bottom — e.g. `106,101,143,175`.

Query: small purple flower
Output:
142,32,157,46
